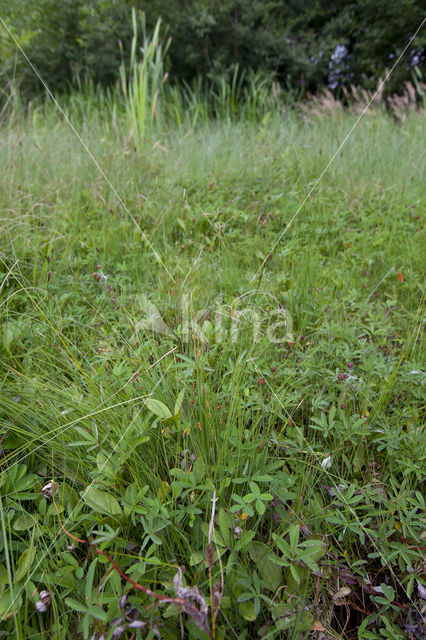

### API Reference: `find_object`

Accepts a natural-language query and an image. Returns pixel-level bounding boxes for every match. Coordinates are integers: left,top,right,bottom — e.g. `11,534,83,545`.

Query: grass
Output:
0,87,425,640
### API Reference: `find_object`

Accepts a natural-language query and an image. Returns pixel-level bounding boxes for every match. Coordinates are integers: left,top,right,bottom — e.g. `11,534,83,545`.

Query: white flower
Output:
35,590,51,612
42,481,59,498
321,456,332,469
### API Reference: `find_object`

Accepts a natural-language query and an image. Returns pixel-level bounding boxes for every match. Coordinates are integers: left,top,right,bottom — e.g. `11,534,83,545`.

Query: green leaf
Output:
160,412,181,427
243,504,254,517
218,509,232,546
13,512,38,532
289,524,300,556
251,474,273,483
294,611,314,632
0,565,8,598
189,550,204,566
248,542,282,592
299,539,327,562
85,559,97,601
238,599,258,621
87,605,108,622
379,583,395,602
14,546,36,582
96,452,119,478
157,480,170,503
290,563,301,584
255,498,265,515
237,592,253,603
272,604,314,632
81,487,122,517
174,388,185,414
74,426,96,441
285,564,309,593
273,534,291,558
65,597,88,613
0,590,22,619
81,613,90,638
145,398,172,420
0,432,22,450
298,552,319,572
248,482,260,498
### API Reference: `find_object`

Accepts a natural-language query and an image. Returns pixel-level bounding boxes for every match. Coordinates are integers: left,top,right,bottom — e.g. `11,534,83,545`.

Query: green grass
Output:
0,93,425,640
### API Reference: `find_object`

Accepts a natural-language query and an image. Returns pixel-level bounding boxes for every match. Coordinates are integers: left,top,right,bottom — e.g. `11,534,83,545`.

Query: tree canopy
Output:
1,0,425,96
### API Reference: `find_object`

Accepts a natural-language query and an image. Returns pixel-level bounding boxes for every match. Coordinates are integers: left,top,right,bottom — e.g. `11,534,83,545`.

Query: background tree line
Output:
0,0,425,97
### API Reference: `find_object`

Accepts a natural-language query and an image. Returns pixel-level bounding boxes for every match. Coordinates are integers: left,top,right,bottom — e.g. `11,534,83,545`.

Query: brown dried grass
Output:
300,77,426,121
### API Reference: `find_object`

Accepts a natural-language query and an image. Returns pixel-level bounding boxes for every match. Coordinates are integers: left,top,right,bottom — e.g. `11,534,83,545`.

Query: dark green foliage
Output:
0,0,136,94
1,0,425,96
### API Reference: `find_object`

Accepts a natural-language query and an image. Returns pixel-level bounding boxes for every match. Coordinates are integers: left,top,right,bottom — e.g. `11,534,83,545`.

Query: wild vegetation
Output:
1,0,425,96
0,12,425,640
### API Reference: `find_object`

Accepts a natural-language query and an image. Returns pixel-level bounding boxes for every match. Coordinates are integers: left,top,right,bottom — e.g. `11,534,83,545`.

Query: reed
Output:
119,9,170,148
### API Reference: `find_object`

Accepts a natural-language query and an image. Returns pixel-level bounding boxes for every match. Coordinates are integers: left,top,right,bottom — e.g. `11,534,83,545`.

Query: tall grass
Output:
119,9,170,148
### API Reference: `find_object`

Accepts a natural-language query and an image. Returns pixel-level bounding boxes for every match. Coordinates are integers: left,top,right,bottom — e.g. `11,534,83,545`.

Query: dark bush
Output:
0,0,424,96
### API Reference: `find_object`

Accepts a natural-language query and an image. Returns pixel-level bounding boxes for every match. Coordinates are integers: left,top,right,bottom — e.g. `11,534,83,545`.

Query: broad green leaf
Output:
189,550,204,566
81,487,122,517
248,542,282,592
255,498,265,515
238,599,258,621
13,513,38,532
160,412,181,427
298,552,319,572
248,482,260,498
81,613,90,638
14,546,36,582
157,481,170,503
290,563,301,584
289,524,300,556
145,398,172,420
251,474,273,483
0,565,7,598
379,583,395,602
0,565,7,583
0,590,22,619
87,605,108,622
65,597,88,613
0,432,22,450
299,539,327,562
201,522,228,548
286,565,309,593
272,604,313,632
293,611,314,632
85,559,98,601
271,603,295,630
74,426,96,442
96,452,119,478
273,534,291,558
218,509,232,547
174,388,185,414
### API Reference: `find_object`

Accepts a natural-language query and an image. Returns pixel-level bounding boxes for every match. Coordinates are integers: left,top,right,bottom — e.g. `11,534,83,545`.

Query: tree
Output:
0,0,424,97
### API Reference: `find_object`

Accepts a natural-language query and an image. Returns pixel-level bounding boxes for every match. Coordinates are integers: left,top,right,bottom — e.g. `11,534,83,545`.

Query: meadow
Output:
0,74,425,639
